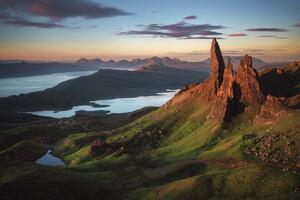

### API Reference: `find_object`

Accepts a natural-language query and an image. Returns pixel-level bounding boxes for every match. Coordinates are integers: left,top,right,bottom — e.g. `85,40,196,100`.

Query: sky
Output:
0,0,299,62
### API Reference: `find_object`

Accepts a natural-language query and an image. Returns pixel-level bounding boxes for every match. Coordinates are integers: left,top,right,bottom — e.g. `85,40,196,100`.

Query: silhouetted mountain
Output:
0,62,101,78
0,56,290,79
203,56,289,70
76,56,290,72
73,56,210,72
76,58,104,65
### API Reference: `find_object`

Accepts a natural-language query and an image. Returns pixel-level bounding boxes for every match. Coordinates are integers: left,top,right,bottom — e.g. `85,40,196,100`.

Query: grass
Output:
0,140,46,162
129,164,300,200
0,160,125,200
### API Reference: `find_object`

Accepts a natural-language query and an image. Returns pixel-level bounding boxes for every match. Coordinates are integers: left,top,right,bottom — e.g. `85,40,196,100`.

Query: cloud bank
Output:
120,22,225,39
246,28,287,32
184,15,197,20
0,0,132,28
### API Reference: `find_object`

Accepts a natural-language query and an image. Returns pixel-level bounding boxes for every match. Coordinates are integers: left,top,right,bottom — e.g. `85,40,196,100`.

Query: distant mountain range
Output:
75,56,206,71
75,56,290,71
0,56,291,78
0,62,100,79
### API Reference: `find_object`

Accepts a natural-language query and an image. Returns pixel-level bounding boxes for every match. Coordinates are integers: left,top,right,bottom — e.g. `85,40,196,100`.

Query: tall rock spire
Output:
236,55,264,105
169,39,266,125
210,38,225,88
207,59,235,123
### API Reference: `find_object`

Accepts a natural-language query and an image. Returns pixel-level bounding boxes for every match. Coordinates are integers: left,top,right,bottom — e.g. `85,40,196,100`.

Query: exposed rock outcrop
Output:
89,139,121,156
207,60,235,122
243,132,298,168
236,55,264,105
167,38,295,126
218,59,235,98
207,53,263,124
254,95,289,125
210,38,225,89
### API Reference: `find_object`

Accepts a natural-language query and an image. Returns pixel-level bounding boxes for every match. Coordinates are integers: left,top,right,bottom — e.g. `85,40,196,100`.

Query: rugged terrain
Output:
0,39,299,200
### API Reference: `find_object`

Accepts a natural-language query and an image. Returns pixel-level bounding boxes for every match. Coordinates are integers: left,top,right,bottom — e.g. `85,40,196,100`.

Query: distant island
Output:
0,63,208,112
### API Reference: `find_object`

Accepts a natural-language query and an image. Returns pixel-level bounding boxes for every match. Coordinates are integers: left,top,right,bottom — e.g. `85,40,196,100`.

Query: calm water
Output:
0,71,97,97
35,150,66,166
30,89,178,118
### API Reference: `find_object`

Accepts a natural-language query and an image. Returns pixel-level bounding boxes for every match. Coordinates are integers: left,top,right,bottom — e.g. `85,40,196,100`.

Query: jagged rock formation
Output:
207,60,235,123
254,95,289,124
166,38,295,126
210,38,225,91
198,39,226,100
206,46,264,124
236,55,265,105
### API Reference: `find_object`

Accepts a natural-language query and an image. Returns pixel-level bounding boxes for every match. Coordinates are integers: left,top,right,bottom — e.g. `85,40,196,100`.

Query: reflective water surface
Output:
35,150,66,166
0,71,97,97
30,89,178,118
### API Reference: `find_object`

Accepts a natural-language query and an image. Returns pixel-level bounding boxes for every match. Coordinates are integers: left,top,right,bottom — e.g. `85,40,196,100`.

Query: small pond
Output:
35,150,66,167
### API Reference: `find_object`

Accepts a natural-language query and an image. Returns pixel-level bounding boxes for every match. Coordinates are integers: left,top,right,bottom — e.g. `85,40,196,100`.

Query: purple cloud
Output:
258,35,277,38
0,13,71,28
228,33,247,37
246,28,287,32
184,15,197,20
276,37,288,39
257,35,288,39
0,0,132,20
183,36,224,40
120,22,225,39
4,19,66,28
293,22,300,27
223,48,287,55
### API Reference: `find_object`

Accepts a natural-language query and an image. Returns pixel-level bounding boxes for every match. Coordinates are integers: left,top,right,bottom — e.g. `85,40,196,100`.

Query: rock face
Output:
209,38,226,93
194,38,226,102
218,60,235,98
168,38,291,125
207,53,263,124
254,95,289,125
207,60,235,122
236,55,264,105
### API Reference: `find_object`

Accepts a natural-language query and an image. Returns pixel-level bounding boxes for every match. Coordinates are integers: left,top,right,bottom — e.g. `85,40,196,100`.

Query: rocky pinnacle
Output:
210,38,225,88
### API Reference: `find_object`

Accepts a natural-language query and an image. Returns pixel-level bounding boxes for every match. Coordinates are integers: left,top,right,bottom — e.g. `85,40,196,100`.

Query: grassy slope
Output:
49,95,299,199
98,66,300,199
111,105,300,199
